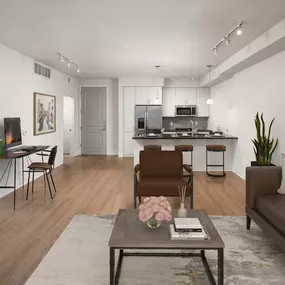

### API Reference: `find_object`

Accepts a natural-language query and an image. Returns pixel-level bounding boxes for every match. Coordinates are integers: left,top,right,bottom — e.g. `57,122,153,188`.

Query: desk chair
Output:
26,146,57,200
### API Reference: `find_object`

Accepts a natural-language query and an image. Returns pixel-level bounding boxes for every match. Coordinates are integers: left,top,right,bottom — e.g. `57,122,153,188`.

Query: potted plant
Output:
251,112,278,166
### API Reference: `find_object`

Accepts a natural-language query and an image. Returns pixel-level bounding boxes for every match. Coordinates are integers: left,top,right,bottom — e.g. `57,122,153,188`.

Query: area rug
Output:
25,215,285,285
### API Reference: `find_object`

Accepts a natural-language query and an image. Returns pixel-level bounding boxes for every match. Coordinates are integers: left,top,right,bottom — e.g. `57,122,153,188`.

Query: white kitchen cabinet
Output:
175,88,197,105
197,88,210,117
162,88,175,117
135,87,162,105
123,87,135,132
123,132,134,156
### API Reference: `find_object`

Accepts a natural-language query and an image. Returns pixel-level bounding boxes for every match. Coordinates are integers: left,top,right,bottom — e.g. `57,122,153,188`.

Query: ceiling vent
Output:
34,62,51,79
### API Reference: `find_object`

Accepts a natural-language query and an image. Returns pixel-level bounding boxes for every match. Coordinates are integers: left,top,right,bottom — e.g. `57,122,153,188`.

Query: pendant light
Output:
206,65,214,105
154,65,161,104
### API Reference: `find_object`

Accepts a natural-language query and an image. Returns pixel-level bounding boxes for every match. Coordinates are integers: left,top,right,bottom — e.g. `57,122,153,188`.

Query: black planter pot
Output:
251,161,276,167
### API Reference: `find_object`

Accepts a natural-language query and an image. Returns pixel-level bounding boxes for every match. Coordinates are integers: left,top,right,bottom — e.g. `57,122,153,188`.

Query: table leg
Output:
110,248,115,285
14,158,17,210
218,249,224,285
22,157,24,188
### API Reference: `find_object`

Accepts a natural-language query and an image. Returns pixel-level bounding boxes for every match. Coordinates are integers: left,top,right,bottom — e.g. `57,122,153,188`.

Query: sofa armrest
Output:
246,166,282,209
183,164,193,176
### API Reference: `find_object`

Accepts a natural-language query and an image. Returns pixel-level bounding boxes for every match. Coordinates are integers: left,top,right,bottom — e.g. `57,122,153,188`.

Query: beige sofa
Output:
246,166,285,251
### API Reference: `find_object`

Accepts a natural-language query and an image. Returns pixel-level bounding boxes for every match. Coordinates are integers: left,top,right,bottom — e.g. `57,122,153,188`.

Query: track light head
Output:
60,55,64,63
67,61,71,68
225,37,231,46
214,48,218,56
236,28,243,36
77,67,80,73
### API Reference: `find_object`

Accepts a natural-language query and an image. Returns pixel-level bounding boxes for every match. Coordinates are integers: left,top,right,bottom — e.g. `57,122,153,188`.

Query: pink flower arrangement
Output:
139,196,172,223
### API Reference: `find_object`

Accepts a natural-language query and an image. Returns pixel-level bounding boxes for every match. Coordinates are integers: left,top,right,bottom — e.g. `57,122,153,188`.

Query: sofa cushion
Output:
256,194,285,235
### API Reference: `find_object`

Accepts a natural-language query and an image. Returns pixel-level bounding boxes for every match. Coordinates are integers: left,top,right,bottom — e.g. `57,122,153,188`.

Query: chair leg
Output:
49,170,57,192
26,169,31,200
134,176,137,209
190,175,194,209
138,196,142,204
246,216,251,230
45,170,53,199
32,170,35,193
43,170,47,189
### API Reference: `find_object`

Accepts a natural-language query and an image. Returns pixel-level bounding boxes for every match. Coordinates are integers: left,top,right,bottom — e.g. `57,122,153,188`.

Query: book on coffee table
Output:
169,224,208,240
174,218,203,232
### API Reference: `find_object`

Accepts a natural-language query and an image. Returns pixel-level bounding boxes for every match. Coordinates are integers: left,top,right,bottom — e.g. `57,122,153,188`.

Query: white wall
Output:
0,43,79,197
208,49,285,179
79,79,119,155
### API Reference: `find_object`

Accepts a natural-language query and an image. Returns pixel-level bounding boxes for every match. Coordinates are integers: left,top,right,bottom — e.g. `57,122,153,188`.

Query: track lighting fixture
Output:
58,52,80,73
212,21,244,55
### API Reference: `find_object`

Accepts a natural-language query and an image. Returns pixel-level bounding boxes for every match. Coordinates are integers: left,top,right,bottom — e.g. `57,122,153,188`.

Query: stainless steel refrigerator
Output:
135,105,162,134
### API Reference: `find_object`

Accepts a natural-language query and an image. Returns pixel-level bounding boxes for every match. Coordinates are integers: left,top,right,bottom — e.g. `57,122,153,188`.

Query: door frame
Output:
63,96,75,156
79,85,108,155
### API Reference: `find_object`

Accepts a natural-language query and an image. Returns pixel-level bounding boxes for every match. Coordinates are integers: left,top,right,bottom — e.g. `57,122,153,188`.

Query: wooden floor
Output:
0,155,245,285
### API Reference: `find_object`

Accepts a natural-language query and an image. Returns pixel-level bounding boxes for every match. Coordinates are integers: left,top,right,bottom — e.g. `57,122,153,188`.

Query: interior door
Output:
81,87,106,155
63,96,74,155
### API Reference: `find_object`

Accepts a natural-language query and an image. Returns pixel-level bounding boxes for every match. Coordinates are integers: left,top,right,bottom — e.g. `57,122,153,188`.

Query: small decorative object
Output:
177,186,188,218
251,112,278,166
0,139,4,157
139,196,172,229
34,92,56,136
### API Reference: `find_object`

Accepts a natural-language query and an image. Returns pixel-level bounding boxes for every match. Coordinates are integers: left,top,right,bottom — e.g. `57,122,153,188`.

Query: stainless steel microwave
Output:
175,105,197,117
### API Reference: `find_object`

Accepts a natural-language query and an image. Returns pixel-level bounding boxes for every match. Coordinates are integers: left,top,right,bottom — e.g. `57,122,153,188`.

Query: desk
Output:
0,146,49,209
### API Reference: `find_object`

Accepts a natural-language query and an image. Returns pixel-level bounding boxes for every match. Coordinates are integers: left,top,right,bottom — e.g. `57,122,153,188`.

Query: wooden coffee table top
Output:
109,209,224,249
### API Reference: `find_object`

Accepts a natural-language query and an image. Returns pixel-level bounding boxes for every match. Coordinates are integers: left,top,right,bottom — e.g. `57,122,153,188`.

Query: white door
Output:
162,88,175,117
81,87,106,155
63,96,74,155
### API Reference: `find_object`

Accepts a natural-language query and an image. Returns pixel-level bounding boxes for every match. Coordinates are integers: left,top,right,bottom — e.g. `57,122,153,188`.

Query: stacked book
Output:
169,218,208,240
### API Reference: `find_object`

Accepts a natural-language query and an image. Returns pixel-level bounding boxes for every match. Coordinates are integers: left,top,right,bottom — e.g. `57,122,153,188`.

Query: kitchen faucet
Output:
188,120,194,135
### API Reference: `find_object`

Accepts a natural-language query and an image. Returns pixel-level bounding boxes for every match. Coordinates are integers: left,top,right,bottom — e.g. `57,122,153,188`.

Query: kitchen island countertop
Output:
132,134,238,140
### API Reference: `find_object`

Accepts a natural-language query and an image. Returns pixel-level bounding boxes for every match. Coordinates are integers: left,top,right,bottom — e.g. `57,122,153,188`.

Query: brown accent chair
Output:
134,150,193,209
246,166,285,251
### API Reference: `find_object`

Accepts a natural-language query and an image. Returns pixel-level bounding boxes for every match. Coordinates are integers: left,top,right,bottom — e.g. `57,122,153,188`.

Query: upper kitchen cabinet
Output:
175,88,197,105
197,88,210,117
135,87,162,105
162,88,175,117
123,87,135,132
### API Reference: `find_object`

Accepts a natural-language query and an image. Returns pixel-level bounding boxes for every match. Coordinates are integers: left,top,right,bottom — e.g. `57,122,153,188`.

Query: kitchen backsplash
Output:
162,117,209,130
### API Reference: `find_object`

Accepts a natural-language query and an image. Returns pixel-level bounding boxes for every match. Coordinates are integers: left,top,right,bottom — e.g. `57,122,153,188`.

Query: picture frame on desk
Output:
33,92,56,136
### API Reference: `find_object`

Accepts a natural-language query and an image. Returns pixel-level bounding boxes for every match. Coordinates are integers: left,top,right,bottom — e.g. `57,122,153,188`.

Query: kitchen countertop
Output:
132,134,238,139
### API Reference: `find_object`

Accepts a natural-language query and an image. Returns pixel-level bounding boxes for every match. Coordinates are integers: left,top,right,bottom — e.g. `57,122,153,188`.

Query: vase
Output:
177,202,187,218
146,217,161,229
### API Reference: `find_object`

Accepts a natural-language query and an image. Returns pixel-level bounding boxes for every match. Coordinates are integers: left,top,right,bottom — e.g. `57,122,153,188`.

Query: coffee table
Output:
108,209,224,285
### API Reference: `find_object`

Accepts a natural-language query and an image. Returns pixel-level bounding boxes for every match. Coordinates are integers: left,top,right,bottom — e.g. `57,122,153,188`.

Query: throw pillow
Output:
278,155,285,195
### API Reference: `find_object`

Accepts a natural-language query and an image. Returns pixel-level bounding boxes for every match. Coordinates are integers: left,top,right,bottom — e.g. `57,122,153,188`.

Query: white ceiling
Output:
0,0,284,79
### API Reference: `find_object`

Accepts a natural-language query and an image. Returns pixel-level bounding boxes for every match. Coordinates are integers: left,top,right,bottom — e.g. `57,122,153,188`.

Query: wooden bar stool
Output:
175,145,194,168
206,144,226,177
144,145,162,151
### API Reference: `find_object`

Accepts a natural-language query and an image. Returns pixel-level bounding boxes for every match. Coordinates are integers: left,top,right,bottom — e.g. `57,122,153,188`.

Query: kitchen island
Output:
132,134,238,171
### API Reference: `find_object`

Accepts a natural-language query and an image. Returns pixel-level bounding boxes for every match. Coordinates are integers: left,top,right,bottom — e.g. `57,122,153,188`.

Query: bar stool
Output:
206,145,226,177
144,145,162,151
174,145,194,168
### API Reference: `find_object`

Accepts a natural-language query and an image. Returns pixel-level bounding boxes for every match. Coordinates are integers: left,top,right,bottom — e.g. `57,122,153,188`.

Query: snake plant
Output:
252,112,278,166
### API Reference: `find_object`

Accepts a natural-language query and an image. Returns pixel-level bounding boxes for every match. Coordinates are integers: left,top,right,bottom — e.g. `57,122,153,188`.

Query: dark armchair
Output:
134,150,193,209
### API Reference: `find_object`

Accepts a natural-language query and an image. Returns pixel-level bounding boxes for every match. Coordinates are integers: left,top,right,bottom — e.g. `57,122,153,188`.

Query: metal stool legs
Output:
206,149,226,177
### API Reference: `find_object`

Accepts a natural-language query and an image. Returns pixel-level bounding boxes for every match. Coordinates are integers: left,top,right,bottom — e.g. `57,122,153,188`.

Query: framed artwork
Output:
33,92,56,135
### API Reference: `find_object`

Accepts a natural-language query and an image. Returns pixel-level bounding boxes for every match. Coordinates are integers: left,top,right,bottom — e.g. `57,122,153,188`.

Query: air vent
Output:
34,62,51,79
